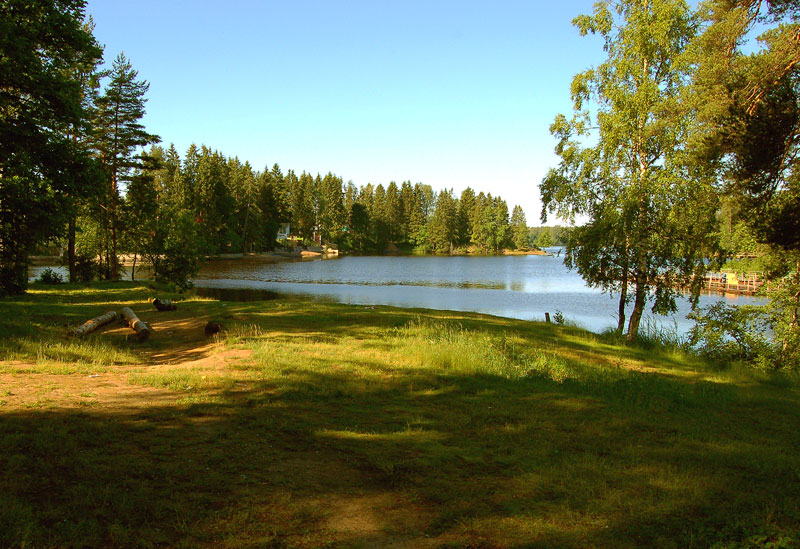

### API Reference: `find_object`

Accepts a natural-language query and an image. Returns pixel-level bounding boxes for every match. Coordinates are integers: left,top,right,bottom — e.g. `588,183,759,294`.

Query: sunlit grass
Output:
1,282,799,547
128,369,236,392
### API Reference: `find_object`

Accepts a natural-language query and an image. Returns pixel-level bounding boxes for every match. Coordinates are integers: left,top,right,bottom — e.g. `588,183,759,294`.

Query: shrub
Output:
37,268,63,285
72,254,102,282
688,302,775,368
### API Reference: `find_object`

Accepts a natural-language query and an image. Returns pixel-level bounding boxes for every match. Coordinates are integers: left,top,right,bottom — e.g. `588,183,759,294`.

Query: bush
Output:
37,268,63,285
687,302,775,368
73,254,103,282
151,211,203,290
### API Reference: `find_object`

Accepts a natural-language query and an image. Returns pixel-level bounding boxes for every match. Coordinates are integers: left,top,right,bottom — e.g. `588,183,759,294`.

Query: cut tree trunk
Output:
71,310,117,337
120,306,150,341
151,297,176,311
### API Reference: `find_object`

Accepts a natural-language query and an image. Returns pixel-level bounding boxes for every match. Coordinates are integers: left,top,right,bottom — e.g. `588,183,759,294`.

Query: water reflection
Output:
192,254,762,335
30,255,762,335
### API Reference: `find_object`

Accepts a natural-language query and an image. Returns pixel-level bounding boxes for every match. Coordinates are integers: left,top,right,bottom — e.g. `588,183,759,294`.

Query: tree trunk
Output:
626,273,647,342
242,204,250,254
617,255,629,334
617,281,628,334
68,214,76,283
120,306,150,341
131,253,137,282
71,310,117,337
110,172,118,280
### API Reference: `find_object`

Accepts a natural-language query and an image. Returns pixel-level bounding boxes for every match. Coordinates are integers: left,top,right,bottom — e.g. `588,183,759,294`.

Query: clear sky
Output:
85,0,605,225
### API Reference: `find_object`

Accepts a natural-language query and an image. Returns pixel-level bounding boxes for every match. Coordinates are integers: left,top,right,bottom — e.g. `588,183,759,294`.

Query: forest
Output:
78,140,535,280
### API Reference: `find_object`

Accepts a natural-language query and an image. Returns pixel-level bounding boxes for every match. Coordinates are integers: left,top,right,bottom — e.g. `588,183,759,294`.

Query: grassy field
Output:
1,282,799,547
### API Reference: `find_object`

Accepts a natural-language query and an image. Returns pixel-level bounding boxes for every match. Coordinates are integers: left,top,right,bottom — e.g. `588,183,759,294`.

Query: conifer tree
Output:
511,205,529,250
427,189,458,253
92,52,159,278
319,173,346,244
292,172,317,241
0,0,103,294
457,187,477,247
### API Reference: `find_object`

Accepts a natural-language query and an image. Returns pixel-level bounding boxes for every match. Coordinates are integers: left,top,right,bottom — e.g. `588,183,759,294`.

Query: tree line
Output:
0,1,534,296
105,143,533,266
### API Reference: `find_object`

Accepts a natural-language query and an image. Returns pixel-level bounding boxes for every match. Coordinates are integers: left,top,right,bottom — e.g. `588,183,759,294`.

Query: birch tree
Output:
541,0,720,341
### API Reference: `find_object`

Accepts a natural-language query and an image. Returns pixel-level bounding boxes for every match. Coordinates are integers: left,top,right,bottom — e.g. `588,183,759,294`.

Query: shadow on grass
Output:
3,363,799,547
2,284,799,545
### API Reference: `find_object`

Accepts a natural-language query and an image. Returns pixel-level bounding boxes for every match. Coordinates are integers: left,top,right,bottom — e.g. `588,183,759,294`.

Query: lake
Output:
188,253,761,335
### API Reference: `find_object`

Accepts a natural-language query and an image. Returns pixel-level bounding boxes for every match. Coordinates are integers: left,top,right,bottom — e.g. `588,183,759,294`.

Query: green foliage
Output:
471,194,511,253
427,189,458,253
529,225,569,247
91,53,160,279
541,0,721,341
510,205,529,249
688,302,775,367
689,249,800,371
688,1,800,369
71,254,102,283
153,211,203,290
120,152,203,289
0,0,102,295
535,228,553,249
36,268,63,285
691,1,800,252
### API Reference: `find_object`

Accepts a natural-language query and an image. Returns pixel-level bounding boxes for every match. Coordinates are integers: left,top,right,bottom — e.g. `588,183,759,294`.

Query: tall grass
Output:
394,317,733,410
599,315,688,353
0,337,140,373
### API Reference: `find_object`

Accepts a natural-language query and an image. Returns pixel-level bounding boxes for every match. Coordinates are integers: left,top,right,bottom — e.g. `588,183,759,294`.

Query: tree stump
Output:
150,297,177,311
71,311,117,337
121,307,150,341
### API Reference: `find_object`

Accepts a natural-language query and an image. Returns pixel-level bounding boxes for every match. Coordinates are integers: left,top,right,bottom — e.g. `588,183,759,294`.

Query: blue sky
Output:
85,1,605,225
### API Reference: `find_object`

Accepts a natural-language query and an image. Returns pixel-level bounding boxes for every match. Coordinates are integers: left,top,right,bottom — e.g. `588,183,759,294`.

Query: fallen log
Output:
71,310,117,337
120,307,150,341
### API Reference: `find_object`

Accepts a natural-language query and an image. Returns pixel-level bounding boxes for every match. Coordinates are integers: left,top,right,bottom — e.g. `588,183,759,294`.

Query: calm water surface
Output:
192,253,761,334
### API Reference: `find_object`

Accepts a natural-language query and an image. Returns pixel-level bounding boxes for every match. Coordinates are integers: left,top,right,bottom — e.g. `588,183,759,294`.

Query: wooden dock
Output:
703,271,763,296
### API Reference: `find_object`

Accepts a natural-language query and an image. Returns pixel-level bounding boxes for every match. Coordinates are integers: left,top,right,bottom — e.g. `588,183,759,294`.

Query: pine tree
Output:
427,189,458,253
385,182,402,242
457,187,477,247
292,172,317,241
0,0,103,294
319,173,346,245
92,52,159,279
511,205,529,250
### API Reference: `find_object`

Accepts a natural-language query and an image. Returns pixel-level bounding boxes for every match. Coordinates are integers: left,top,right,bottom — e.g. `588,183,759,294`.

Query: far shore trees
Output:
511,205,529,249
541,0,720,341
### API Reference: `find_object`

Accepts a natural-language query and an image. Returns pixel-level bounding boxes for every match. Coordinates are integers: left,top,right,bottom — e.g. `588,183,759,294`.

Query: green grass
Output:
1,282,799,547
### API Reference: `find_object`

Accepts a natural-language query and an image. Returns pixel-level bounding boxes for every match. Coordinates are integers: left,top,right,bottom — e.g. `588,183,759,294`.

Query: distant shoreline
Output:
30,247,550,268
